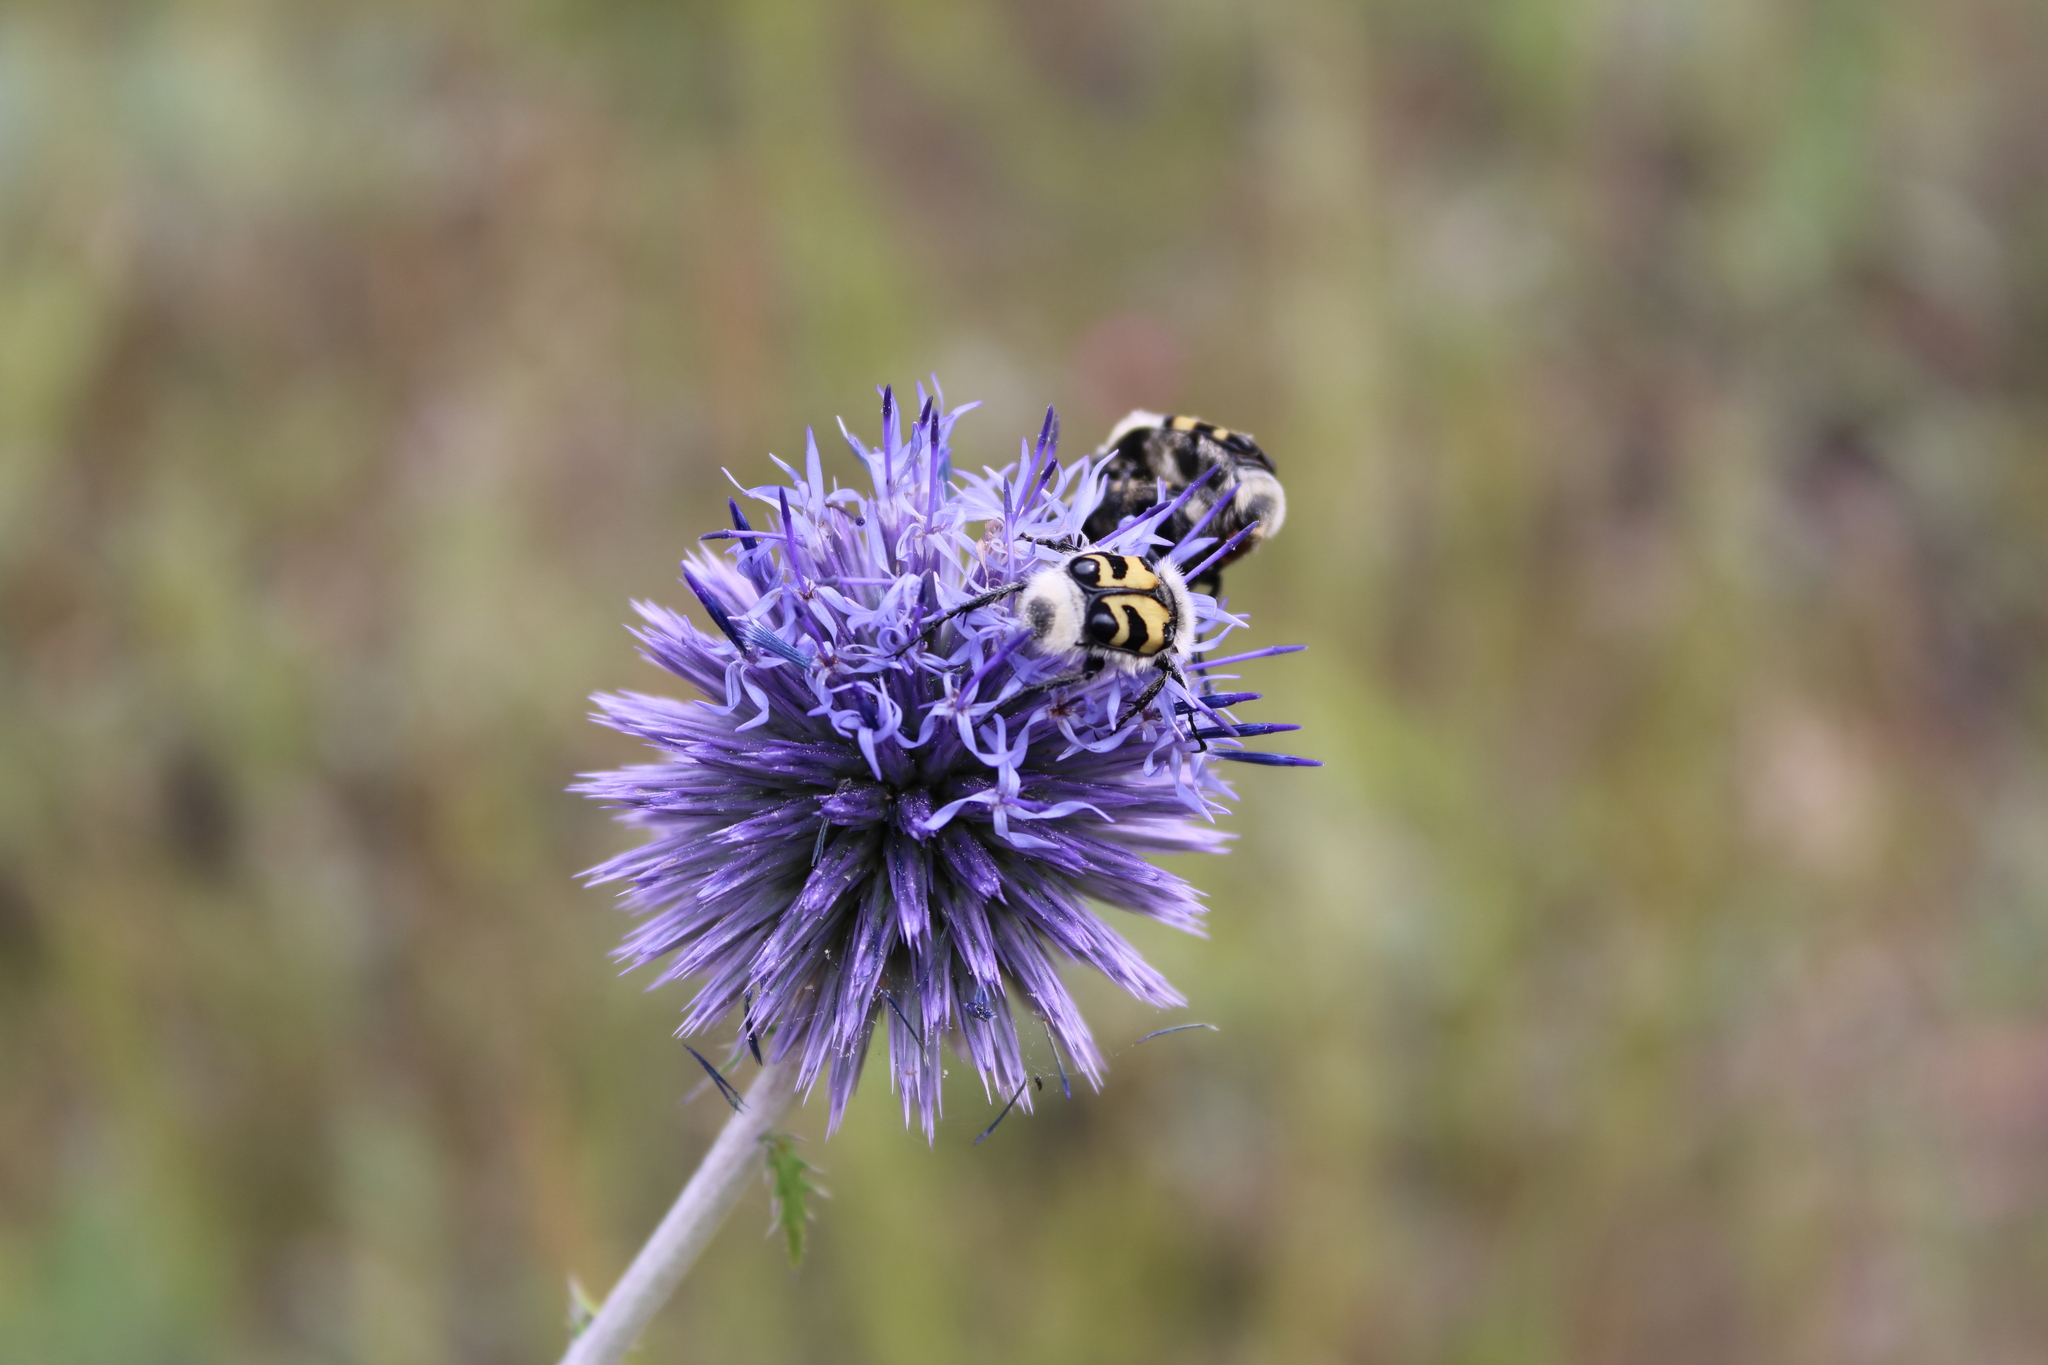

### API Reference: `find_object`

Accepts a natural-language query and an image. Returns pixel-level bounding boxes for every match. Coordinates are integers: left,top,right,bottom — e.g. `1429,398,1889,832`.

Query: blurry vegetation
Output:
3,0,2048,1362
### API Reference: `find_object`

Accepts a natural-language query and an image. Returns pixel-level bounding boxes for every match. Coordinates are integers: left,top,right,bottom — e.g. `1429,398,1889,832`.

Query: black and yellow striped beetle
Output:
898,548,1197,732
1085,411,1286,596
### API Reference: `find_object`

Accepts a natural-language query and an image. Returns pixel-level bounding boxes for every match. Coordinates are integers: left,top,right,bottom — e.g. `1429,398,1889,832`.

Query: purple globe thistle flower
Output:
577,384,1315,1138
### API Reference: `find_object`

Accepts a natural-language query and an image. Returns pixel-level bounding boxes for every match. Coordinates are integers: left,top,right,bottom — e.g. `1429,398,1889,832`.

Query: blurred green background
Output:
5,1,2048,1362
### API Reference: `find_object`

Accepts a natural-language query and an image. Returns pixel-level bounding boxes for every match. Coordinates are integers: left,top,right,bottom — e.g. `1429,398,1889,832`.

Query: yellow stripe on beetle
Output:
1166,414,1237,442
1101,593,1175,655
1071,553,1160,592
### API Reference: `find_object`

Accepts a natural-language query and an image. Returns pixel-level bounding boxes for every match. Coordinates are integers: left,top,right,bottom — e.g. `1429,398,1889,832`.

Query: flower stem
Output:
560,1058,798,1365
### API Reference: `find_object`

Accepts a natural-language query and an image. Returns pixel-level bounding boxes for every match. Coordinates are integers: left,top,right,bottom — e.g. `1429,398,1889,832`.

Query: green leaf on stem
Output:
566,1277,601,1340
761,1132,825,1266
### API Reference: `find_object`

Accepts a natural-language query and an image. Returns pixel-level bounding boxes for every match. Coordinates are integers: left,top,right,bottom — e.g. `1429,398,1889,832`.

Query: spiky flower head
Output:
577,384,1315,1137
